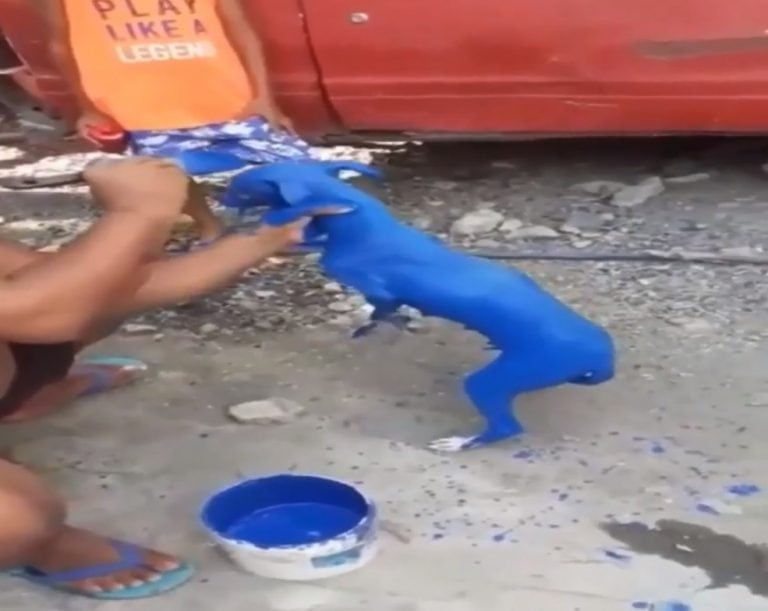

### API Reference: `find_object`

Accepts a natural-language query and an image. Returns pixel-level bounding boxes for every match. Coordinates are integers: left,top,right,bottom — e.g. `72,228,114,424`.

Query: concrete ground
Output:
1,135,768,610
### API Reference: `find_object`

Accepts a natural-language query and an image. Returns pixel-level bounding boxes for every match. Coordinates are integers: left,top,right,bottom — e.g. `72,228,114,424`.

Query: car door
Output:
300,0,768,135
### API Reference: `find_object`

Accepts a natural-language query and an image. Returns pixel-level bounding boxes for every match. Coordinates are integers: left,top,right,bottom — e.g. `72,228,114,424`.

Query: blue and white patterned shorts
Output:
128,116,313,167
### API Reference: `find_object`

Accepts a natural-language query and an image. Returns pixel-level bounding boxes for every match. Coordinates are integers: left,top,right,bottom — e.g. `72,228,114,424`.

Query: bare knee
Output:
0,487,64,567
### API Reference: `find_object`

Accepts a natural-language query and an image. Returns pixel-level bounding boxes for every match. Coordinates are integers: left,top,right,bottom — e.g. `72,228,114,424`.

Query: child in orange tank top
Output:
38,0,312,241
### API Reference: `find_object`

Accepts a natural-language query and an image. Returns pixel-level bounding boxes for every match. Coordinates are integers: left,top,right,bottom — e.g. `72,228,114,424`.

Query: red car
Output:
2,0,768,140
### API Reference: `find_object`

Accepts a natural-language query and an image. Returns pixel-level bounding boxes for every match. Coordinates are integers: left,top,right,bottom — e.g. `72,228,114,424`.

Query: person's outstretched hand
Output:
83,157,189,222
254,205,351,252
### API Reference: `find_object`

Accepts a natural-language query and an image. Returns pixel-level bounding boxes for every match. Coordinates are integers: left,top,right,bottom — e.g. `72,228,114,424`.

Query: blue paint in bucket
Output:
202,475,371,549
226,503,363,547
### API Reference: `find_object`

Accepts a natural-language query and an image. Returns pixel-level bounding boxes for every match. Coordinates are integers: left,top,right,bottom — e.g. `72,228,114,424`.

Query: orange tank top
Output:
62,0,255,131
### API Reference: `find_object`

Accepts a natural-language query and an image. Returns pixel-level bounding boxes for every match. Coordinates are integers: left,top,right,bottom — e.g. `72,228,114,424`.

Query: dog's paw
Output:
427,435,479,453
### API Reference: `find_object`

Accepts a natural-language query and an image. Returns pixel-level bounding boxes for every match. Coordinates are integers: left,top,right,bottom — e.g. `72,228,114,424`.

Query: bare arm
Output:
31,0,99,116
0,238,44,276
0,212,175,343
216,0,277,108
113,231,293,316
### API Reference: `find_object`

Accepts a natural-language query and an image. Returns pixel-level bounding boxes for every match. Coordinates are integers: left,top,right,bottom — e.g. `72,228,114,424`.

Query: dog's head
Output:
220,160,382,213
221,160,386,228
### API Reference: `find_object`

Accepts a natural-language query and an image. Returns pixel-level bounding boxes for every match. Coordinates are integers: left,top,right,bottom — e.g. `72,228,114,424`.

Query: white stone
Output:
450,209,504,235
506,225,560,239
411,216,432,230
323,282,343,292
666,172,711,184
227,397,306,425
572,180,626,198
328,300,354,313
720,246,763,258
668,317,715,333
572,239,594,249
610,176,665,208
499,218,524,233
122,323,158,335
199,323,219,335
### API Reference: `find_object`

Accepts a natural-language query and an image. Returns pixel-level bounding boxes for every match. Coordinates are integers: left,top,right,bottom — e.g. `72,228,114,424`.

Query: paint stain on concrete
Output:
602,520,768,597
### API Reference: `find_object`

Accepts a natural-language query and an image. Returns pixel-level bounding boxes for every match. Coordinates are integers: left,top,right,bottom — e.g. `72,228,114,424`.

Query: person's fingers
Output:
281,117,296,134
78,126,102,146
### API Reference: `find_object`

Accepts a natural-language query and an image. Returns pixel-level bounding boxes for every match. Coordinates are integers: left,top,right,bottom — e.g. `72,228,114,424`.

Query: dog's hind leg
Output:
428,347,586,452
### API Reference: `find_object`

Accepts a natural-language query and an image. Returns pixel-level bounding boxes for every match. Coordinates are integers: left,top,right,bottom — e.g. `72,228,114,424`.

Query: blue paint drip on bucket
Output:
650,601,692,611
201,475,378,580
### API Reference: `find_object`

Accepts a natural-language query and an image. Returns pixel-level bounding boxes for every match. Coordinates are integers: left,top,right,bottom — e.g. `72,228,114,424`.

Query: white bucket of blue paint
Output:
201,474,378,581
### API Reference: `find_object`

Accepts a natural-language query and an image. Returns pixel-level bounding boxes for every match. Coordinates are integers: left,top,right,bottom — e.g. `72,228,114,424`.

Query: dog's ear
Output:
275,180,314,206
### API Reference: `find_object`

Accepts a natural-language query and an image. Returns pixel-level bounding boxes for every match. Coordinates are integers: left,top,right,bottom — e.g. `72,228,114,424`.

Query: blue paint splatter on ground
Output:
726,483,761,497
603,549,632,563
650,601,691,611
695,502,720,516
513,449,535,460
631,603,650,610
650,441,666,454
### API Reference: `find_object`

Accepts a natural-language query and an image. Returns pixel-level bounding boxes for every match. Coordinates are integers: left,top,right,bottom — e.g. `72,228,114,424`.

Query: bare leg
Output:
0,319,140,424
0,459,181,595
181,179,223,242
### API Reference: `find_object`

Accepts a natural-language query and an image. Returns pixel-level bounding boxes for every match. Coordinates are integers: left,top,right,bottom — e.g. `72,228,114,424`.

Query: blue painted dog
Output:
223,160,616,451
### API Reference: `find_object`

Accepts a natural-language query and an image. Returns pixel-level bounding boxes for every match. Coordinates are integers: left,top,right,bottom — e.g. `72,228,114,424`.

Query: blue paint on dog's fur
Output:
223,161,615,451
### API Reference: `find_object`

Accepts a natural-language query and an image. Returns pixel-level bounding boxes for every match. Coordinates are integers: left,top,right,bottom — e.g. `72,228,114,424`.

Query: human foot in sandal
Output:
0,356,147,423
9,525,193,599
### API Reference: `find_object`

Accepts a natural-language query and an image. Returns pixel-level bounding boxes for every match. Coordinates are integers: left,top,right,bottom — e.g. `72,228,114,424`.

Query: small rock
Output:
572,240,593,249
228,397,306,425
450,209,504,235
747,392,768,407
254,290,277,298
499,218,524,233
323,282,343,293
425,199,444,207
122,323,158,335
328,300,354,313
561,210,605,234
411,216,432,230
199,323,219,335
475,238,501,249
491,160,516,170
668,317,714,333
572,180,626,198
492,219,523,233
666,172,710,184
610,177,665,208
506,225,560,240
434,180,458,191
720,246,762,258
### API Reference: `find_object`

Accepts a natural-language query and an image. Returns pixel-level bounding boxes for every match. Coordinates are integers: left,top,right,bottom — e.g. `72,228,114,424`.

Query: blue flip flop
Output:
7,540,195,600
73,356,148,397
